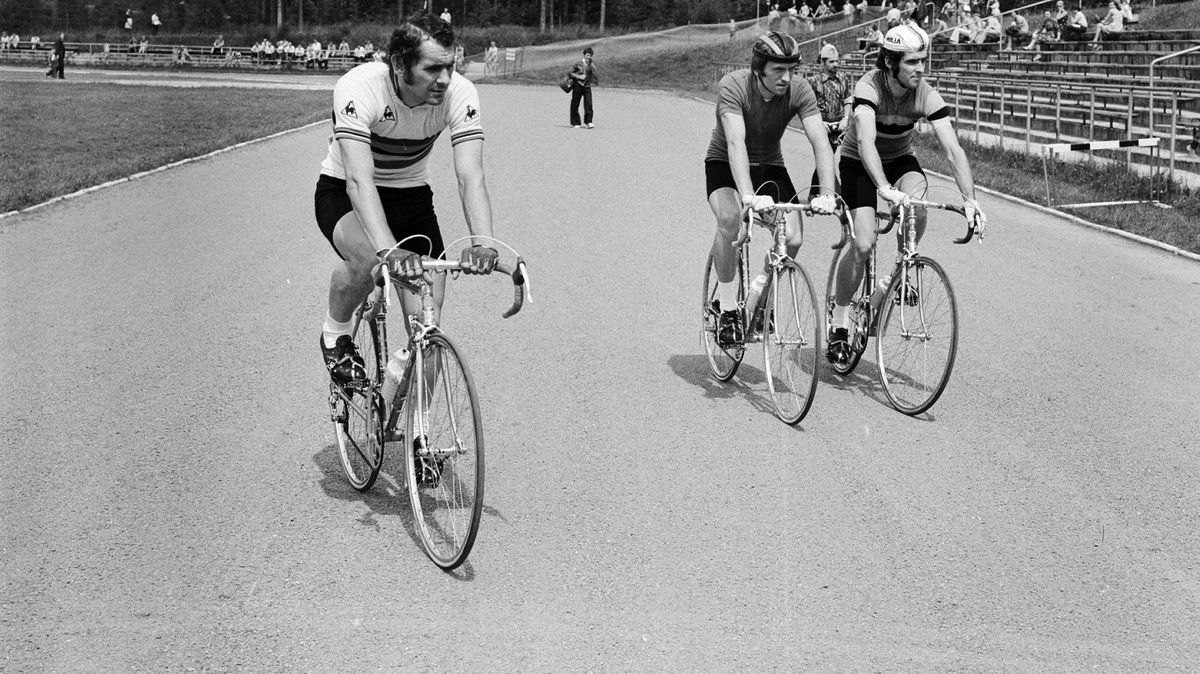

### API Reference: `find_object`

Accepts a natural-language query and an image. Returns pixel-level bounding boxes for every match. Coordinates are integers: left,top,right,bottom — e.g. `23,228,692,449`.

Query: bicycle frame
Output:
739,203,814,340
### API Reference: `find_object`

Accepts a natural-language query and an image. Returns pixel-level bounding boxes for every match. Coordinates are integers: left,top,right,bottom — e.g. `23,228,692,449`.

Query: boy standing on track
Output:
315,13,498,384
704,31,838,345
826,23,986,364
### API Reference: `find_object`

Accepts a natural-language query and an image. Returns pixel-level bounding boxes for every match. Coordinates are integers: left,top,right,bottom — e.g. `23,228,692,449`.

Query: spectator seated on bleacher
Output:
29,35,41,49
1023,9,1061,54
1091,0,1124,46
948,12,980,44
224,48,242,67
1063,7,1088,41
1004,12,1030,50
857,24,884,52
978,11,1002,43
138,36,149,55
1121,0,1138,28
336,39,350,59
173,45,192,63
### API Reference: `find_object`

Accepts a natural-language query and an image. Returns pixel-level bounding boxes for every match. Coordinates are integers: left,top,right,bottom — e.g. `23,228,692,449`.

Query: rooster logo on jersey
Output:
383,105,395,121
342,100,357,118
466,105,478,120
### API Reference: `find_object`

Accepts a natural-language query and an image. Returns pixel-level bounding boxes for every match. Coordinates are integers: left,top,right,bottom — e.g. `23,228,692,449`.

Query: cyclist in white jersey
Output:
827,23,986,363
315,14,498,383
705,31,837,345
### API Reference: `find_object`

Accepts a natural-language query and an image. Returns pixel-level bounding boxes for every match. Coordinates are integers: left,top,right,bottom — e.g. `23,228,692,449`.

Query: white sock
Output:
716,282,738,310
322,313,354,348
831,304,850,330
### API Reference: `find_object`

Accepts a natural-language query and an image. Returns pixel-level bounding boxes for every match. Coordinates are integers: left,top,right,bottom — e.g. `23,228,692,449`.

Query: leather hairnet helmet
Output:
883,23,930,53
752,31,802,64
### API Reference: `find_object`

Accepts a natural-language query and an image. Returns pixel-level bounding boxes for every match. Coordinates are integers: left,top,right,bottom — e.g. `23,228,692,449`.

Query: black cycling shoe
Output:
717,308,744,346
826,327,850,364
321,334,366,384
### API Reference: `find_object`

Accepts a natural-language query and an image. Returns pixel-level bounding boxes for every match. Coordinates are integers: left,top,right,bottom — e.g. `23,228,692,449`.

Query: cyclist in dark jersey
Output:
827,23,986,363
705,31,838,345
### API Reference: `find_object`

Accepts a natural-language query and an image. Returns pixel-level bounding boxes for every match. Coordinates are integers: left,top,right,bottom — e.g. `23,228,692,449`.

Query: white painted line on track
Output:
0,119,327,222
684,94,1199,263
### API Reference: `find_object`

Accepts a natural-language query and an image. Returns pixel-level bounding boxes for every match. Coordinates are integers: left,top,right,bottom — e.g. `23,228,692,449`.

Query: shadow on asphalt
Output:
667,353,794,422
313,443,478,581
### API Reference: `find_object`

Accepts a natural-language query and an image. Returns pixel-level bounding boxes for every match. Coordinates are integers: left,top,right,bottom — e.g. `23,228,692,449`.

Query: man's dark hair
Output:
875,47,900,77
583,46,594,55
386,12,455,72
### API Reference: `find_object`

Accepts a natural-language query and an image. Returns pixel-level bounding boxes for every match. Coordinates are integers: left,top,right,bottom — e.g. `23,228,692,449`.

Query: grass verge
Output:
0,81,328,214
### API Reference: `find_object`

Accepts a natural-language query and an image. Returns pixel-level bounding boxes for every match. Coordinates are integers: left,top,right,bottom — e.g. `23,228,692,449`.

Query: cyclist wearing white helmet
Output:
827,22,986,364
704,31,838,346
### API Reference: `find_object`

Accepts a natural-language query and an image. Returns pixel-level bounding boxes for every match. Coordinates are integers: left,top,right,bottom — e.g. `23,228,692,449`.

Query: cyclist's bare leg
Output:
708,187,742,285
834,205,879,307
328,211,381,325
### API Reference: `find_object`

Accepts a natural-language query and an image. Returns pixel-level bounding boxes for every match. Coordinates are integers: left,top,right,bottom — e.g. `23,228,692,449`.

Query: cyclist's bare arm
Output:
340,137,397,254
720,112,759,203
451,138,494,246
931,120,977,202
799,113,837,198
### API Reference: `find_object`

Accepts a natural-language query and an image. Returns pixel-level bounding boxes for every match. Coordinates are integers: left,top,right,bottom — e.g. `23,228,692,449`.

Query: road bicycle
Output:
823,187,984,415
701,194,827,425
328,237,530,570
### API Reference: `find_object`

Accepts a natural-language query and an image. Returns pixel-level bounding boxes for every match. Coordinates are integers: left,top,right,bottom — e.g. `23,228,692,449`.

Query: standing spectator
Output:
485,40,499,75
151,13,161,36
212,34,225,57
46,33,66,79
124,10,133,33
1092,0,1124,46
568,46,598,129
1,32,9,52
767,4,781,29
729,18,737,39
1004,12,1030,49
806,43,851,197
857,0,868,21
454,43,464,71
1063,6,1087,41
886,5,902,28
843,1,854,26
440,7,452,23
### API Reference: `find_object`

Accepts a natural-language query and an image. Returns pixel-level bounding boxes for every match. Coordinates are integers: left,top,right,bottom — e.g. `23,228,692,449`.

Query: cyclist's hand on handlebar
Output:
459,245,499,274
877,184,908,205
380,247,424,279
742,193,775,212
809,194,837,215
964,198,987,238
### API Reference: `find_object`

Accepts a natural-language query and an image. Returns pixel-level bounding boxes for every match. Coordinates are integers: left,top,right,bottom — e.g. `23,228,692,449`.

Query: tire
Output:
334,304,385,491
405,333,484,570
701,251,745,382
876,256,959,416
824,244,869,376
762,261,820,425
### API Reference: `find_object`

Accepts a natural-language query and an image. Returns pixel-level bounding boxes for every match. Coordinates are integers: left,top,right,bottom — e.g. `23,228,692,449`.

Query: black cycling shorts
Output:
838,154,925,210
314,174,444,260
705,160,798,204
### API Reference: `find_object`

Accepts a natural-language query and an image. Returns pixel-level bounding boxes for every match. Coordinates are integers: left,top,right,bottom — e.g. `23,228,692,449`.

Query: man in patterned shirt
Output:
806,43,851,197
315,13,498,383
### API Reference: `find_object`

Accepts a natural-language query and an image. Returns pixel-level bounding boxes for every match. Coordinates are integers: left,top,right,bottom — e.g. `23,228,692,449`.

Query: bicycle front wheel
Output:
701,251,744,382
405,333,484,570
876,256,959,416
334,306,384,491
763,260,820,425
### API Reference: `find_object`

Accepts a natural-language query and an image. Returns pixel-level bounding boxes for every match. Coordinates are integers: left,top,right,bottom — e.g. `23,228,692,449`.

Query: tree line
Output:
2,0,763,33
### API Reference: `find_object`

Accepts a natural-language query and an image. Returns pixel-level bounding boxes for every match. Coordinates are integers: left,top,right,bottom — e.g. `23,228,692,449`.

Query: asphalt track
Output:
3,71,1200,671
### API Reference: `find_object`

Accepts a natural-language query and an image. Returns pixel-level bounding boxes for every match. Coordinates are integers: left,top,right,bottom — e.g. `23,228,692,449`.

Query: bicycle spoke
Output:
764,262,819,425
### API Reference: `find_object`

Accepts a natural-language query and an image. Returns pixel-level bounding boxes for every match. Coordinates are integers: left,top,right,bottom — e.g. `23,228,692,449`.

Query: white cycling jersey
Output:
320,61,484,189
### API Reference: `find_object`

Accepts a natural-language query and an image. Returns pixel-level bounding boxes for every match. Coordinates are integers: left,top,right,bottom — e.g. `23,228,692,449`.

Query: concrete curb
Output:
0,119,327,222
683,94,1200,264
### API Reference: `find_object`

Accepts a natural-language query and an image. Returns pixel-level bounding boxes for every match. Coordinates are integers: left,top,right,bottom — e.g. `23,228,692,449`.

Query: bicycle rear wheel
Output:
824,245,869,376
701,251,745,382
876,256,959,415
334,302,384,491
762,260,820,425
405,332,484,570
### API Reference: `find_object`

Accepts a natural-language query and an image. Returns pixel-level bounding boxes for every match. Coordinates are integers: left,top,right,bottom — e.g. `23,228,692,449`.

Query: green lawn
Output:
0,81,329,214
